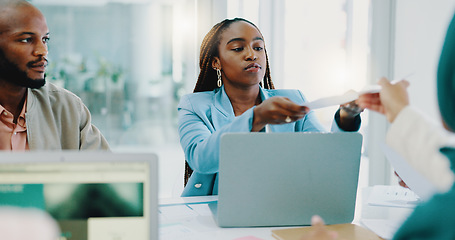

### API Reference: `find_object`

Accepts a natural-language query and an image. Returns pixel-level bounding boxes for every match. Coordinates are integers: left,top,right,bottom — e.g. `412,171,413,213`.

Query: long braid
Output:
263,49,274,89
194,21,226,92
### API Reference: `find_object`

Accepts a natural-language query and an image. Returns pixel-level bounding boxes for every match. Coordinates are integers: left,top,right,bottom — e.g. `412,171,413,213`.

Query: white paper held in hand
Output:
358,72,415,95
357,80,400,95
302,73,415,110
301,90,359,110
381,144,437,201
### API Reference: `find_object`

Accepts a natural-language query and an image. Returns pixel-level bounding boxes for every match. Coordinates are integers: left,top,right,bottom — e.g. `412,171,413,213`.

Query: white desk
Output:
159,186,416,240
358,186,415,239
159,196,278,240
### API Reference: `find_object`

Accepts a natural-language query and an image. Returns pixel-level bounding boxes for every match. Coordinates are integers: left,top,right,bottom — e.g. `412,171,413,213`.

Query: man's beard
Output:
0,50,46,89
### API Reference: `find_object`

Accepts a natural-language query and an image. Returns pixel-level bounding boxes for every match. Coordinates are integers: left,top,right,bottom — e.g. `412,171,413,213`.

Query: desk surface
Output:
159,186,415,240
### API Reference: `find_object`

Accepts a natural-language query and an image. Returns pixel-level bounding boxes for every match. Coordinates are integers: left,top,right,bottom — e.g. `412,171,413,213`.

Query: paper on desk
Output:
160,205,197,220
367,185,420,208
381,144,437,201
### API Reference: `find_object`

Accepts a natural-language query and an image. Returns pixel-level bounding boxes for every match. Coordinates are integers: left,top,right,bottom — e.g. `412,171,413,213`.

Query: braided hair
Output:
184,18,275,187
193,17,275,93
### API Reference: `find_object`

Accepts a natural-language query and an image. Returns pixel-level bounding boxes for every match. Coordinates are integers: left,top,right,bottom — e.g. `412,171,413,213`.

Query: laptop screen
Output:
0,152,158,240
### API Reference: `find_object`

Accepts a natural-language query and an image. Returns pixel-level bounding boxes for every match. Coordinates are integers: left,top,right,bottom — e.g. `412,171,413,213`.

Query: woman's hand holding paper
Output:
252,97,309,131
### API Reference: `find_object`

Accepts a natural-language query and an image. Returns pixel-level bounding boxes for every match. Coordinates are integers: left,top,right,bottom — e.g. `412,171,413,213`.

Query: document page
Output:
367,185,420,208
302,90,358,109
301,83,388,110
381,144,437,201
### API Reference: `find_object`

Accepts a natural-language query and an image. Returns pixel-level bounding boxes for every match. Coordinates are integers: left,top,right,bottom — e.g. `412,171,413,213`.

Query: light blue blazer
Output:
177,86,360,196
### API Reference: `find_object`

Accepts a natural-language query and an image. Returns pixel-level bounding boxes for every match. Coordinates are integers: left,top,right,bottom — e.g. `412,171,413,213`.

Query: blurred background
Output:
31,0,455,198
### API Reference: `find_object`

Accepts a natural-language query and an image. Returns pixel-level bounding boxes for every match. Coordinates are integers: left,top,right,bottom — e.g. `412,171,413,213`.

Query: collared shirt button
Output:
194,183,202,189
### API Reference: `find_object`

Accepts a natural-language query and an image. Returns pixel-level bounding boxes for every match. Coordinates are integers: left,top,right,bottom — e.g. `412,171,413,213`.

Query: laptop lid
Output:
0,151,158,240
215,132,362,227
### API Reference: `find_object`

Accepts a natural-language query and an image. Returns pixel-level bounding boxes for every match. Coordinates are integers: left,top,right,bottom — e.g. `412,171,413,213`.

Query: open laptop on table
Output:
0,151,158,240
210,132,363,227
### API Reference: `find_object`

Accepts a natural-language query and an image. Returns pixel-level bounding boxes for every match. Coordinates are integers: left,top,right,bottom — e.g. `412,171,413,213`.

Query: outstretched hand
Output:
357,77,410,123
252,96,309,132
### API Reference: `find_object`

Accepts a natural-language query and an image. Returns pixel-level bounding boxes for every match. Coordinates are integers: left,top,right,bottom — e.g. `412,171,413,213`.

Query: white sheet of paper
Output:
357,80,401,95
300,80,403,110
381,144,437,201
358,84,382,94
302,90,359,109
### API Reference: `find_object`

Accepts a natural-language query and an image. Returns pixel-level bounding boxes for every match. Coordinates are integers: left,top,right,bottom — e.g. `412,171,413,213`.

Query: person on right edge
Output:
359,77,455,192
300,10,455,240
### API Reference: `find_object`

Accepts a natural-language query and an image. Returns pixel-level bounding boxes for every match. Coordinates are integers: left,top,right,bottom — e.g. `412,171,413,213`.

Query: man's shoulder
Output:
28,82,84,111
31,82,81,101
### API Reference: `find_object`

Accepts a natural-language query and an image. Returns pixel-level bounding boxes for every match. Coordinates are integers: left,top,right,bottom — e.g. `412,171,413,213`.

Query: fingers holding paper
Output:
358,77,410,123
377,78,410,123
357,92,384,114
252,96,309,131
340,100,364,118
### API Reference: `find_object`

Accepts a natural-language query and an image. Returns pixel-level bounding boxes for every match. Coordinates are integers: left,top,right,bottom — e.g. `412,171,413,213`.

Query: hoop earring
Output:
216,69,222,87
262,79,265,89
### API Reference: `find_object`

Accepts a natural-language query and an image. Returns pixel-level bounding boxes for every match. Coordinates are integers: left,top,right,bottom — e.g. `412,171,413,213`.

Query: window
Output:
34,0,370,197
36,0,186,149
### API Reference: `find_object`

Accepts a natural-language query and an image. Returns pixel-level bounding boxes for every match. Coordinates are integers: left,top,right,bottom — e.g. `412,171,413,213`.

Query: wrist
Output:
335,109,361,132
340,101,363,119
339,107,361,119
252,108,266,132
388,104,408,123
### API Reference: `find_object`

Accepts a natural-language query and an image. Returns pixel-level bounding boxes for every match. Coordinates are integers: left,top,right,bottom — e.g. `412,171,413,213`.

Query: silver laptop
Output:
0,151,158,240
211,132,362,227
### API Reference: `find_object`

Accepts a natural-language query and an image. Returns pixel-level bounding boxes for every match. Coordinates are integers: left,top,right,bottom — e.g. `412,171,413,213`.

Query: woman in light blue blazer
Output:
178,18,363,197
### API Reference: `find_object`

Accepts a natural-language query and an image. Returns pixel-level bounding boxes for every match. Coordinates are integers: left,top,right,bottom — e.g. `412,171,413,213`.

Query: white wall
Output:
394,0,455,123
367,0,455,186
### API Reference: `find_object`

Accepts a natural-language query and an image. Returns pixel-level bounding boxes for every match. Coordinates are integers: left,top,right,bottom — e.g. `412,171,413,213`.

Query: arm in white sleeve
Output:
386,106,455,192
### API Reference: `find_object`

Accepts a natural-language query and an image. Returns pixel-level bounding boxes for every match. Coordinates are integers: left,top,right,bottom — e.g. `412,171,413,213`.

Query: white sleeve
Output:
386,106,455,192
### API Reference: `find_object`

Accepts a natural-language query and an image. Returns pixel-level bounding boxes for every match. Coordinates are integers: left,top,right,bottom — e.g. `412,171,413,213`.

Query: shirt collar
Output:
16,98,27,128
214,85,268,116
0,97,27,128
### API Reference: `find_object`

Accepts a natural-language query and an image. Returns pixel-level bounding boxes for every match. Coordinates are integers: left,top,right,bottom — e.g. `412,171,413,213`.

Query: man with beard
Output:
0,0,109,150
